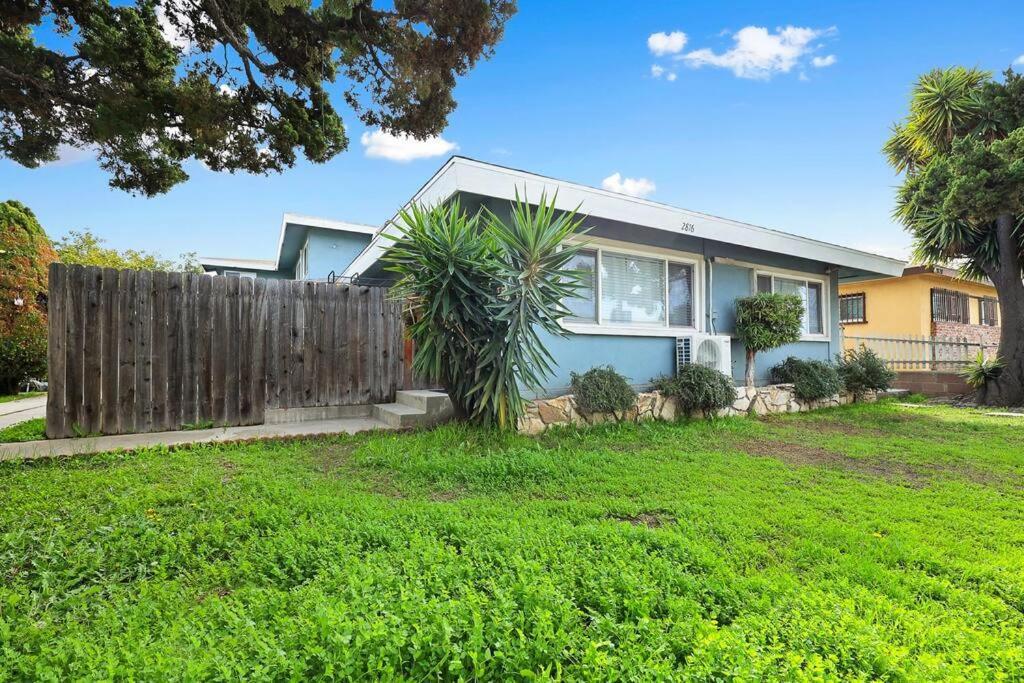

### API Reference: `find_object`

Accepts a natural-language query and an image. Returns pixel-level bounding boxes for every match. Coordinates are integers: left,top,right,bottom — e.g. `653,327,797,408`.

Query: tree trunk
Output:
981,214,1024,406
744,348,756,388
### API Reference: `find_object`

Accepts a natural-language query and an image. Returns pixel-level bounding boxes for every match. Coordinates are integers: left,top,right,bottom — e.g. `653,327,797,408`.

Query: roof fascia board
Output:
342,157,460,277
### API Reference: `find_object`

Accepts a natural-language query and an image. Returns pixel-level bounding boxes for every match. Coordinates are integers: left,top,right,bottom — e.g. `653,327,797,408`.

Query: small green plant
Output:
770,356,842,401
182,419,216,431
653,364,736,417
734,293,805,387
837,346,896,396
961,352,1004,404
570,366,636,417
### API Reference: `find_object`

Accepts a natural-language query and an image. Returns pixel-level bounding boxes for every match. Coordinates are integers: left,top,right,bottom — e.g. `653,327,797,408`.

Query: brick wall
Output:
892,371,971,397
931,321,1000,346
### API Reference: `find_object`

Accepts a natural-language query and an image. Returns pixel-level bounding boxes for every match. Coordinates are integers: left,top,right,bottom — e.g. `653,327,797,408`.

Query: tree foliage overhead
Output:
55,229,200,272
1,0,516,195
884,66,1024,406
384,194,585,429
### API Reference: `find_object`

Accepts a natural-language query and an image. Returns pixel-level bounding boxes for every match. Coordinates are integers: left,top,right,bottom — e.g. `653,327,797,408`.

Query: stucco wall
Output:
207,266,293,280
839,273,999,337
303,230,373,280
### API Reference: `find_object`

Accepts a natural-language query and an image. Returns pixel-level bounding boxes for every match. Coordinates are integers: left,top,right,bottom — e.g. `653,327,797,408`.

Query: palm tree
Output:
884,67,1024,406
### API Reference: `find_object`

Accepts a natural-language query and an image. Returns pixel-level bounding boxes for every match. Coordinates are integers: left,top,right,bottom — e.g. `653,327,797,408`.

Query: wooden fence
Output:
46,264,405,438
844,334,998,371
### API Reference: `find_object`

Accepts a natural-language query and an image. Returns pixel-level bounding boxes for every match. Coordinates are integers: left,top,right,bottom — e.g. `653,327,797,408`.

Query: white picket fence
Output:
844,334,998,370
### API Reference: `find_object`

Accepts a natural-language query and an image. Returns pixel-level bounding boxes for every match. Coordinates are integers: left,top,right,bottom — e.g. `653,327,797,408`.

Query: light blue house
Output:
201,157,903,394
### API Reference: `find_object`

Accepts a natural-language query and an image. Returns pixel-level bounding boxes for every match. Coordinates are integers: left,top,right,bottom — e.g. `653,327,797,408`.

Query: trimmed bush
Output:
837,346,896,395
734,293,804,387
770,356,842,401
653,364,735,416
570,365,636,416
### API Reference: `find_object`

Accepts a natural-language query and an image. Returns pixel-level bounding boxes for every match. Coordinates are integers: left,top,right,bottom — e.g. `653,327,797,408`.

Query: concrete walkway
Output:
0,416,392,462
0,395,47,429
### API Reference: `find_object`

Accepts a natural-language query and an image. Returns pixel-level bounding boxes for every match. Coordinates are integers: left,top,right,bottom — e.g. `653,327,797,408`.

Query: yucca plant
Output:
961,351,1004,403
384,192,586,429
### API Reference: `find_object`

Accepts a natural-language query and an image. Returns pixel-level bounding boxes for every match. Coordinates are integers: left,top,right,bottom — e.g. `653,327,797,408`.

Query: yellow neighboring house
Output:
838,265,1000,346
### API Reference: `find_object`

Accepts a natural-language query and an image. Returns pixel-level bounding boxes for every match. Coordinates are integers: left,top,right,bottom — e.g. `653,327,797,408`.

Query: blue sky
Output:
3,0,1023,264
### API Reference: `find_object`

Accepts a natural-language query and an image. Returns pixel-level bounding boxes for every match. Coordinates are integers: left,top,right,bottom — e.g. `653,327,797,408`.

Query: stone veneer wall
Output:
931,321,1000,348
518,384,877,434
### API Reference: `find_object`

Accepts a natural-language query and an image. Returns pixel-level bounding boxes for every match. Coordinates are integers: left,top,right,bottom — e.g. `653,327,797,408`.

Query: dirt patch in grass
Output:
219,460,238,484
307,441,407,498
739,438,928,485
609,511,676,528
428,488,466,502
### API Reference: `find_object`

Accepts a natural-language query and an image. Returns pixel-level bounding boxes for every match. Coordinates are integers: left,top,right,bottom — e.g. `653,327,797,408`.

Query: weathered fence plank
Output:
45,264,66,439
46,266,408,437
100,267,119,434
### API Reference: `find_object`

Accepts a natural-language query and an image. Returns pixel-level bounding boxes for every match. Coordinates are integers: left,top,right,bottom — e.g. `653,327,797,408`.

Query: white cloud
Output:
680,25,837,80
156,5,191,50
1015,54,1024,65
360,129,457,162
812,54,837,68
647,31,687,56
650,64,678,81
43,144,95,167
601,172,656,198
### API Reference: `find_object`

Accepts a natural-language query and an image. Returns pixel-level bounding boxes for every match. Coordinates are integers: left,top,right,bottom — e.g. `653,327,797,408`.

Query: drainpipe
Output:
705,254,716,335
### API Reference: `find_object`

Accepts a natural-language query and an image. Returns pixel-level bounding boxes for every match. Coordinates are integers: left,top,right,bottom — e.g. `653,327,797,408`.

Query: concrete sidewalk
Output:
0,416,393,462
0,395,47,430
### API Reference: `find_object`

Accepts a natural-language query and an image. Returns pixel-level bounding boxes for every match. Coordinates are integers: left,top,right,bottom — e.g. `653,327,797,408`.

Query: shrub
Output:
1,200,55,394
385,194,588,429
0,321,47,395
570,365,636,416
770,356,842,401
734,293,804,387
837,346,896,395
653,364,736,417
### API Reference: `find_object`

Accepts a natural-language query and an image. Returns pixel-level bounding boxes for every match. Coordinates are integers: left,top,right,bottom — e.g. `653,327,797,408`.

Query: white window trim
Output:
561,235,704,337
223,270,257,280
295,240,310,280
752,267,831,341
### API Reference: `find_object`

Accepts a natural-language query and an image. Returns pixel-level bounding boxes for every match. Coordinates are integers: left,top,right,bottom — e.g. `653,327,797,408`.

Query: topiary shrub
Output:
653,364,736,417
837,346,896,396
770,356,842,401
734,293,804,387
570,365,636,417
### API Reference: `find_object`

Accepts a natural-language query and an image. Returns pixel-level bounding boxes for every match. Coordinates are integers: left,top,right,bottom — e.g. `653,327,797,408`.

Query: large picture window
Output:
755,270,827,336
562,244,697,333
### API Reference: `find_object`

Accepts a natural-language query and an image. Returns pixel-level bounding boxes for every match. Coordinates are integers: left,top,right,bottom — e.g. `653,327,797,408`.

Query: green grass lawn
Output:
0,417,45,443
0,390,45,404
2,401,1023,680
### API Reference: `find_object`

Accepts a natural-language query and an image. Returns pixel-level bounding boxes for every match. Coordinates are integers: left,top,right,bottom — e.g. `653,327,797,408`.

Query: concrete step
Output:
395,390,453,418
372,402,427,428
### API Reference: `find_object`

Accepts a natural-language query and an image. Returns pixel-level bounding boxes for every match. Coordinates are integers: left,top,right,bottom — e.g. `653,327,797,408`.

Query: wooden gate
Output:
45,264,405,438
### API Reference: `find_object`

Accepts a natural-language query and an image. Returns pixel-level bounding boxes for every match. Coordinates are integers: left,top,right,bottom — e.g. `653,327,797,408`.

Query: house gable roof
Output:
341,156,906,279
200,213,379,273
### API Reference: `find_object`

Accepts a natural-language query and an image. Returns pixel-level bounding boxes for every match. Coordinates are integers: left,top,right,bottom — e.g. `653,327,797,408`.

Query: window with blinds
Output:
561,246,696,330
